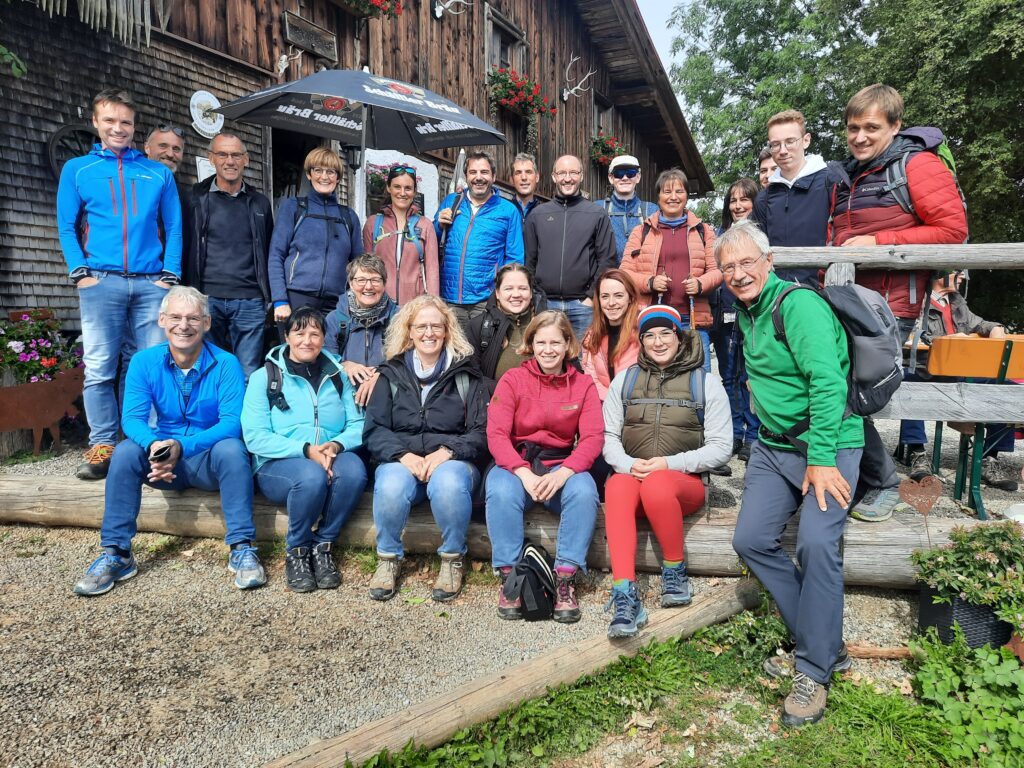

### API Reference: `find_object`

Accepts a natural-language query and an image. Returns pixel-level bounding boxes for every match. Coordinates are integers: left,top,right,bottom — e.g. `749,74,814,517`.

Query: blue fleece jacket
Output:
122,341,244,458
605,195,657,263
57,145,182,276
434,190,524,304
241,345,364,473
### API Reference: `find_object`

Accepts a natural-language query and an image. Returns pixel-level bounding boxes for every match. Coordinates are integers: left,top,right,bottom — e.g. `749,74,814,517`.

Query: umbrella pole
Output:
360,102,368,181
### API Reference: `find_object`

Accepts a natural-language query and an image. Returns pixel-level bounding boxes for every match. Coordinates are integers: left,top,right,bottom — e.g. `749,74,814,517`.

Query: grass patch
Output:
142,534,191,559
0,449,53,466
257,536,288,562
348,547,379,574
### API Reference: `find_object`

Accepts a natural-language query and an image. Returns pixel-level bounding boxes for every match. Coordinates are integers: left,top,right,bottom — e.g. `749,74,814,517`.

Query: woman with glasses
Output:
241,307,368,594
324,255,399,407
466,263,546,381
620,168,721,373
485,311,604,624
268,147,363,322
601,305,732,638
363,164,439,305
362,295,489,603
581,268,641,400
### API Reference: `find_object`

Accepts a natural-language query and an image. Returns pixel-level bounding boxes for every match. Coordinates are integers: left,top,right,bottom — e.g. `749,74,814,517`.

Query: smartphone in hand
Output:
150,445,172,462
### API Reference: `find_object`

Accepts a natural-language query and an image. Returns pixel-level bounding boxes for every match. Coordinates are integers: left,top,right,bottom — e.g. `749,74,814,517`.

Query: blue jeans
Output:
79,273,167,446
546,298,593,343
485,466,599,572
100,438,256,552
207,297,267,379
256,452,367,549
372,460,480,557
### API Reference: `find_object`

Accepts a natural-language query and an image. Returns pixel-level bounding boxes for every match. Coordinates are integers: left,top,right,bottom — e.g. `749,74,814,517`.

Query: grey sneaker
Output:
432,553,464,602
908,450,933,482
982,456,1019,492
73,550,138,596
369,554,401,601
782,672,828,726
228,545,267,590
660,562,692,607
764,644,852,679
850,488,906,522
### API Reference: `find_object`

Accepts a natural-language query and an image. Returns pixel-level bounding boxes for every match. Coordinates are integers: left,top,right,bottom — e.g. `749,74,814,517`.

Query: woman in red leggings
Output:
601,305,733,638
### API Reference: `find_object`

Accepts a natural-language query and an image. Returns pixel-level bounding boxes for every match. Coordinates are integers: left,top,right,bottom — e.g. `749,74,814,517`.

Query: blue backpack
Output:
620,363,706,426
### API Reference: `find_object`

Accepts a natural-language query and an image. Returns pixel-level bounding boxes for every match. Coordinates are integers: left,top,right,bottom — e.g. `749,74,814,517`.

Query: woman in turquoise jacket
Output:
242,307,367,593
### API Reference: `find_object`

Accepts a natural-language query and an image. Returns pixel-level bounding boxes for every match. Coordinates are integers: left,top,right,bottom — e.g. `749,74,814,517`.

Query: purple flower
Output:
21,314,29,321
18,352,29,362
29,376,39,382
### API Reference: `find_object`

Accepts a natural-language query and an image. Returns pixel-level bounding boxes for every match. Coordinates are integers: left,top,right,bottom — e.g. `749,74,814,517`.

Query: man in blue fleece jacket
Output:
56,89,183,481
72,287,265,596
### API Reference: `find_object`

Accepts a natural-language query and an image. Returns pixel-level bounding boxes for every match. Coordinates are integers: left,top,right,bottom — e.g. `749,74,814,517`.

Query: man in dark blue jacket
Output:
73,286,265,597
186,133,274,379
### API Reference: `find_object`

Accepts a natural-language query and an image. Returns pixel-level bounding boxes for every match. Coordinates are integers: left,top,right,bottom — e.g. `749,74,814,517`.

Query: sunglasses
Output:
157,124,185,138
611,167,639,179
387,165,417,180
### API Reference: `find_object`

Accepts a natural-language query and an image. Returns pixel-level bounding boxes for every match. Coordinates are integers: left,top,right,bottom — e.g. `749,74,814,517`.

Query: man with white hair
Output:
73,286,265,596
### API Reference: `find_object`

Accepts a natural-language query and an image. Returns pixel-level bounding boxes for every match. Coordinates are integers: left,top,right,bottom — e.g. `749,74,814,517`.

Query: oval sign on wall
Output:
190,91,224,139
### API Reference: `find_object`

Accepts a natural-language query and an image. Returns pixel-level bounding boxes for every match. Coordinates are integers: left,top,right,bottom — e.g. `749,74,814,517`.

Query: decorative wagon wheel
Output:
48,125,98,180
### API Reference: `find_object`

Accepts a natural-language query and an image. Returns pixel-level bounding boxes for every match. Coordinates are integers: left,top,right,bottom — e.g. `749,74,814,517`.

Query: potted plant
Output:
911,521,1023,649
992,568,1024,661
337,0,404,19
590,131,627,167
485,67,556,154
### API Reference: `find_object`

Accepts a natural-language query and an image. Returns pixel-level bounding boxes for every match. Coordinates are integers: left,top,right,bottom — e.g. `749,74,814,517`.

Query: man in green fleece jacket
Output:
722,220,864,727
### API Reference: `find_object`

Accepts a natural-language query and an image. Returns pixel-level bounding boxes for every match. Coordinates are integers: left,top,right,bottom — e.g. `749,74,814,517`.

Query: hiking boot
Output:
850,488,905,522
738,441,752,462
77,444,114,480
908,450,933,482
605,582,648,639
285,547,317,593
432,553,464,602
782,673,828,727
553,569,581,624
660,562,692,607
708,462,732,477
732,438,743,456
497,567,522,620
73,550,137,596
228,544,267,590
368,554,401,601
763,644,852,679
982,456,1019,492
311,542,341,590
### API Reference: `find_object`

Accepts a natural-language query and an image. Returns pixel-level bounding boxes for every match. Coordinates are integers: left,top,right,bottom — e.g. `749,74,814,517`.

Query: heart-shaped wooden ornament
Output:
898,475,943,516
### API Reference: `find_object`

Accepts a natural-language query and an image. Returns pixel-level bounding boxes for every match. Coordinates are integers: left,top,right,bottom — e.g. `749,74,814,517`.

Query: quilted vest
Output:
621,365,704,460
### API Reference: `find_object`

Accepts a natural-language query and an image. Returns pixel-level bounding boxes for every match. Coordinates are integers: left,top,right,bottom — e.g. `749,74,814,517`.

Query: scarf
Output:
347,291,393,329
405,348,449,386
659,214,688,229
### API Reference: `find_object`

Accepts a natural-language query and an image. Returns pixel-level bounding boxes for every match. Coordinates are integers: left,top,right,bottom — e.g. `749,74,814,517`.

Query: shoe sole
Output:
608,608,649,639
315,578,341,590
661,593,692,608
73,564,138,596
228,564,267,590
497,607,523,620
432,588,461,603
369,588,397,601
553,611,581,624
849,509,893,523
781,709,825,727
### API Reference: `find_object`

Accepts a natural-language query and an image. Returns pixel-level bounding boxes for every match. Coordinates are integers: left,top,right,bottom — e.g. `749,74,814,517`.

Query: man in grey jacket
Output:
525,155,617,340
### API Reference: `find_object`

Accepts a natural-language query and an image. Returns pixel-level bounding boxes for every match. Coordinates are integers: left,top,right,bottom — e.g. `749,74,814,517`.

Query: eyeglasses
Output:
310,167,339,178
611,167,639,179
157,124,185,138
553,169,583,179
766,137,803,155
212,151,246,161
164,313,204,326
351,277,384,287
640,330,677,344
720,252,768,276
411,322,445,335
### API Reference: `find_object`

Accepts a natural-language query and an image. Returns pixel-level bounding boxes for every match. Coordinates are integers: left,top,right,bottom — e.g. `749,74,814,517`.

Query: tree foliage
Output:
670,0,1024,324
1,0,27,77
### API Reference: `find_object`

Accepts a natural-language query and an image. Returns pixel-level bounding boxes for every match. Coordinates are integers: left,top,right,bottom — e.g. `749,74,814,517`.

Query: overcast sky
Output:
635,0,678,74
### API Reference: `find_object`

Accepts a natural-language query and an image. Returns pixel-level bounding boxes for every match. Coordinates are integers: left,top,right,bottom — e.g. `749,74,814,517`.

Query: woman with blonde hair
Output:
485,311,604,624
362,295,489,603
581,268,641,400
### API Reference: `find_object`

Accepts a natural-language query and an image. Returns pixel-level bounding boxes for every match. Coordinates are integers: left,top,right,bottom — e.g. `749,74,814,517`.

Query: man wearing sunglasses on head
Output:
145,123,192,262
605,155,657,264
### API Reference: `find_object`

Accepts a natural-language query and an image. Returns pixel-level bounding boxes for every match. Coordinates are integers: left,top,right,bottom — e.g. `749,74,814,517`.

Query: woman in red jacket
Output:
362,165,440,305
581,268,641,400
486,311,604,624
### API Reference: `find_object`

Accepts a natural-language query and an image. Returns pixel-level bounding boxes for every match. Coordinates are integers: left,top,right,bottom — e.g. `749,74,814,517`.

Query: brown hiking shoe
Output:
432,553,464,602
982,456,1019,492
497,567,522,620
368,555,401,601
553,570,580,624
782,673,828,726
77,444,114,480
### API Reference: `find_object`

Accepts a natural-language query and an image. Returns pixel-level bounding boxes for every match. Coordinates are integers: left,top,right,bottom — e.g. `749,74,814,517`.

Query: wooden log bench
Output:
0,474,984,589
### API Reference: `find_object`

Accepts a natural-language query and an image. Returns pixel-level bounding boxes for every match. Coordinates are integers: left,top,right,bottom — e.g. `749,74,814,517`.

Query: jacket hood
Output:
90,144,144,162
768,154,827,189
265,343,343,376
643,210,704,230
842,126,946,175
637,329,704,375
521,356,582,386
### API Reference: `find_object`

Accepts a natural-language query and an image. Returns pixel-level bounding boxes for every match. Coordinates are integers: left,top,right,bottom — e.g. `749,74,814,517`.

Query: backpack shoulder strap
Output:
883,151,915,217
291,197,309,237
407,213,424,264
455,370,469,405
629,223,652,260
335,316,350,355
372,213,385,244
695,221,706,247
479,313,496,351
265,360,289,411
771,284,814,350
690,367,706,426
620,364,641,415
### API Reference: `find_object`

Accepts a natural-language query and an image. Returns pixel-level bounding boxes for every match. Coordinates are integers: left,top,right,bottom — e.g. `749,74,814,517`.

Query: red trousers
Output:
605,470,705,581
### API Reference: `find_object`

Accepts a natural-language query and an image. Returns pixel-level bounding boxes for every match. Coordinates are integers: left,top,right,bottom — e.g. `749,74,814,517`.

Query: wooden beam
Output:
262,579,763,768
874,382,1024,422
0,476,985,588
772,243,1024,270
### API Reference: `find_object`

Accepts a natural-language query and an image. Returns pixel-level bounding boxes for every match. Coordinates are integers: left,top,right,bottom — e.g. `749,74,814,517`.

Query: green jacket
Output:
736,272,863,466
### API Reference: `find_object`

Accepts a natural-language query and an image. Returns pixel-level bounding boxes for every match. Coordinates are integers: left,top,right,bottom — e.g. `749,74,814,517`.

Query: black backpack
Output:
265,360,346,411
501,541,556,621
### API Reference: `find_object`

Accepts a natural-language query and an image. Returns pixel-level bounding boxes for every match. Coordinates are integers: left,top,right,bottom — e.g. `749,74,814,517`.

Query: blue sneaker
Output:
605,582,648,639
73,550,138,596
228,545,266,590
661,563,692,607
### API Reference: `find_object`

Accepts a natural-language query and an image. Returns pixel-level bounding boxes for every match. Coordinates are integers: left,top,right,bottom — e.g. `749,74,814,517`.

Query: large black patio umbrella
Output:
214,69,505,154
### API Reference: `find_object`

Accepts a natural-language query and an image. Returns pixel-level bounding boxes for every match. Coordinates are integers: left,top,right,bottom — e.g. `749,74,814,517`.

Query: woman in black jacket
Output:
465,263,546,381
363,295,489,603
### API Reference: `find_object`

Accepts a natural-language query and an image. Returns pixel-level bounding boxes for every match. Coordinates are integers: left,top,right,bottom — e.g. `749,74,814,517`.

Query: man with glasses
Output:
435,151,524,329
73,286,265,596
750,110,828,288
185,132,273,378
723,220,863,728
604,154,656,263
57,89,183,481
525,155,617,340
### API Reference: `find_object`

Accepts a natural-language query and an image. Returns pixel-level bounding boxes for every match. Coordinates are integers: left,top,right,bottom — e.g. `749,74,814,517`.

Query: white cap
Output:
608,155,640,173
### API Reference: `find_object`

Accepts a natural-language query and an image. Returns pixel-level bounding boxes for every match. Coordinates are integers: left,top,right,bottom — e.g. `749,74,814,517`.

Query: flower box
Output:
918,584,1013,649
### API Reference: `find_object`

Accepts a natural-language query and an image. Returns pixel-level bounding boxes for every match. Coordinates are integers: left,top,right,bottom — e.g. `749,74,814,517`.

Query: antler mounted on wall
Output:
432,0,473,19
561,52,597,102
